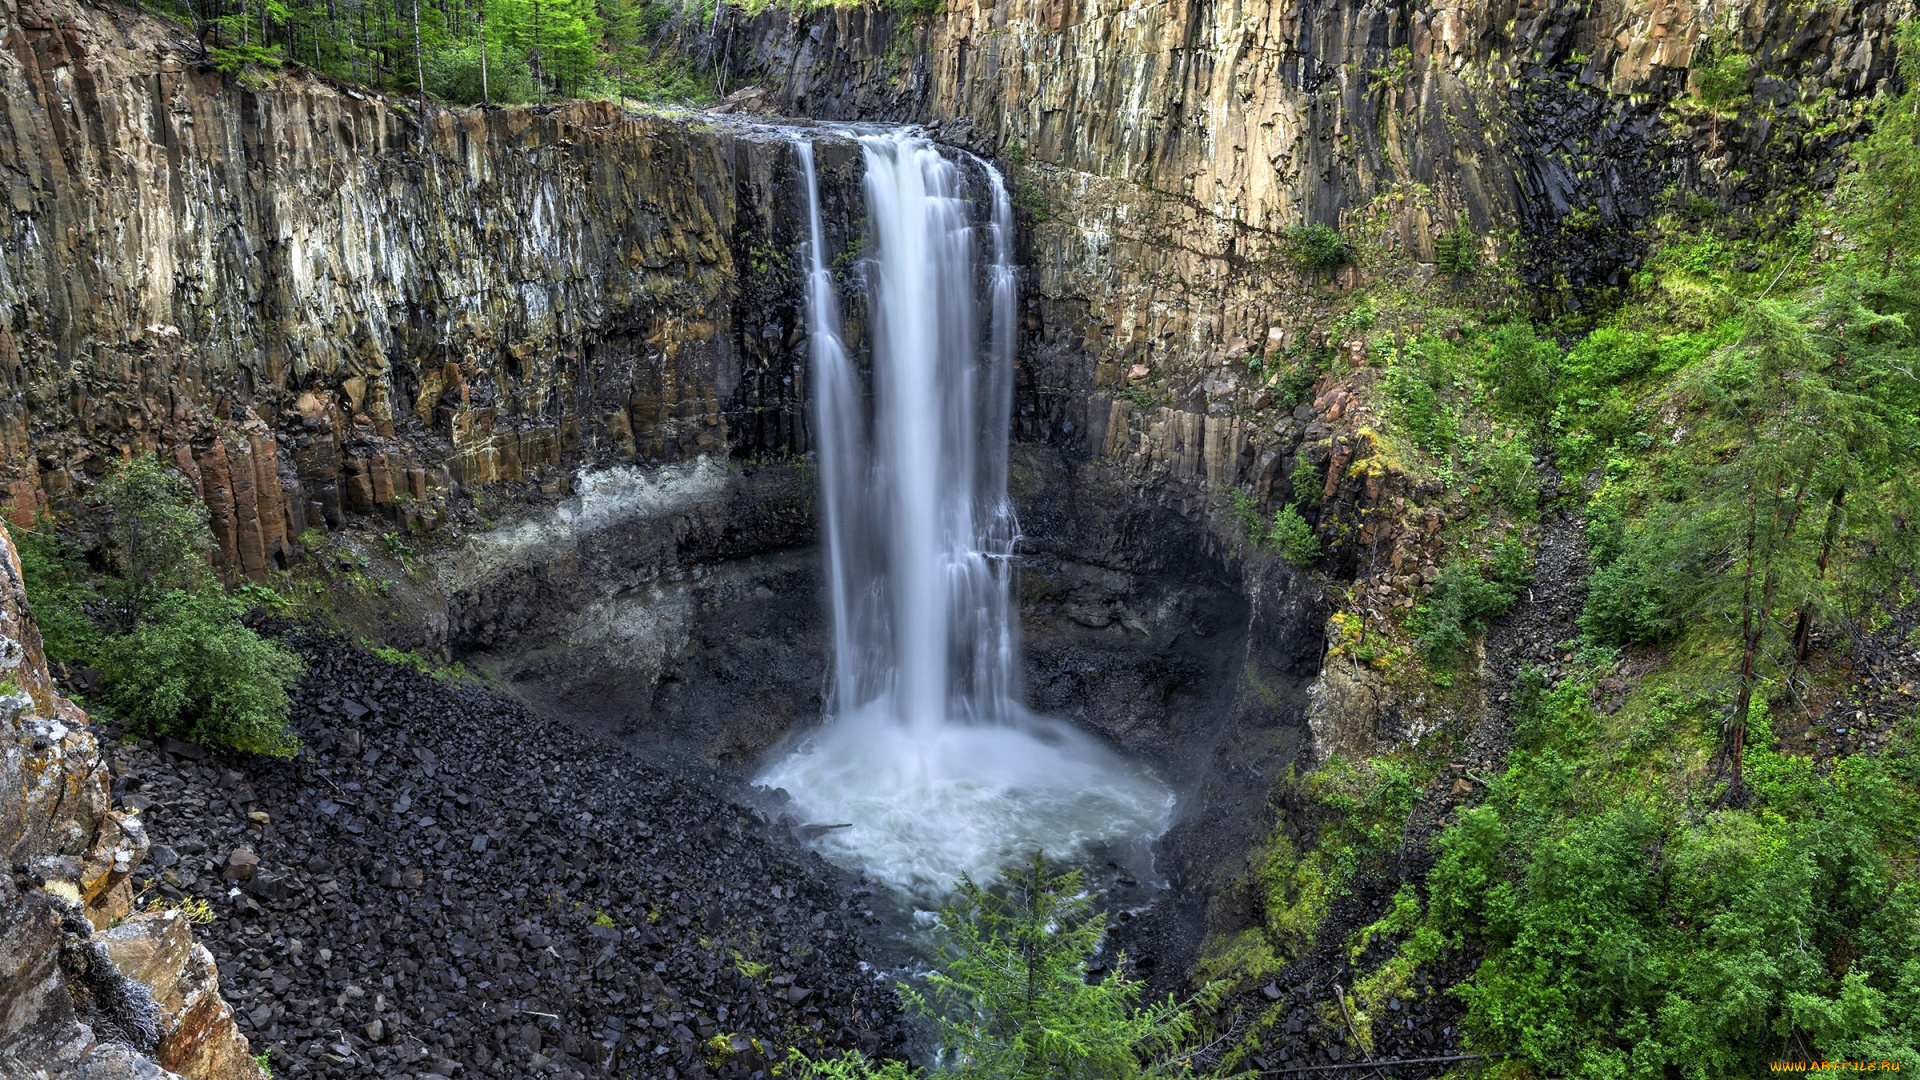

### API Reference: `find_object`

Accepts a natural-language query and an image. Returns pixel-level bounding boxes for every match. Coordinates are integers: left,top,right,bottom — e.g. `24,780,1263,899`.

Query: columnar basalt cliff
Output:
721,0,1914,771
728,0,1912,505
1,0,827,555
0,0,883,751
1,522,264,1080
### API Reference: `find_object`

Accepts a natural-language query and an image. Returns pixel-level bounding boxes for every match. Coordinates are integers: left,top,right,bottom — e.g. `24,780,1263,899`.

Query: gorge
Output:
3,0,1920,1076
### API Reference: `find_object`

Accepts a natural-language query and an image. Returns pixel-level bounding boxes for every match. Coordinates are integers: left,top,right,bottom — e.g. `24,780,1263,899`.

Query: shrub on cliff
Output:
1284,223,1350,271
95,589,303,758
1408,537,1531,665
17,455,305,755
1267,505,1320,568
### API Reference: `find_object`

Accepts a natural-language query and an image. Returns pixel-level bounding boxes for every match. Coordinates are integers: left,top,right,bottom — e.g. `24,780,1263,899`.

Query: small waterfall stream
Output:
758,132,1173,904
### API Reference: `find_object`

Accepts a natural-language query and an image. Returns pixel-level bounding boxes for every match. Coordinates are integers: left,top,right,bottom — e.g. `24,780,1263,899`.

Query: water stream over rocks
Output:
756,132,1173,908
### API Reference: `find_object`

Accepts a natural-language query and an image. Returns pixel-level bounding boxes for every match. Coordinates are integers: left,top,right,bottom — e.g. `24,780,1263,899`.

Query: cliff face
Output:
731,0,1911,466
1,0,826,559
0,0,876,751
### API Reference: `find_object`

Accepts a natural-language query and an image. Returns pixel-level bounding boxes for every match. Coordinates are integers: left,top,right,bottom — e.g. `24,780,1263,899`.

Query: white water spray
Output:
759,133,1172,901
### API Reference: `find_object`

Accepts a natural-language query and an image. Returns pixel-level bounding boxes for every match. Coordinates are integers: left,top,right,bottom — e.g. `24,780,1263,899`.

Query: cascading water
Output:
758,132,1173,903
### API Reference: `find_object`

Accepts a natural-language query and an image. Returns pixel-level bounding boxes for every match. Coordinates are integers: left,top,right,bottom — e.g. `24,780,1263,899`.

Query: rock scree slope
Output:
114,630,904,1079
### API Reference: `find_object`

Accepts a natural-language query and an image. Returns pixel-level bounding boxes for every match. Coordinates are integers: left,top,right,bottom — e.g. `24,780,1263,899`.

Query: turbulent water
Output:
756,132,1173,903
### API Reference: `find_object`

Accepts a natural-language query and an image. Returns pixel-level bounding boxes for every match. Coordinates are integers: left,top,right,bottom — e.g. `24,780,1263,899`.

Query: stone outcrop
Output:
0,523,263,1079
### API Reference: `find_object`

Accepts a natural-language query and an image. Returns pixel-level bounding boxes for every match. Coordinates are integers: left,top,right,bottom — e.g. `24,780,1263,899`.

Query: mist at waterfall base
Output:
755,133,1173,918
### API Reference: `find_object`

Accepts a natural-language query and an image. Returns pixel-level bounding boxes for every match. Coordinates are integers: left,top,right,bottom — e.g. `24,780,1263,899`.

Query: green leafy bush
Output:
1578,515,1710,645
1476,435,1539,516
1407,538,1531,664
13,528,104,666
92,455,215,618
1268,506,1320,567
1263,347,1325,413
1691,50,1752,112
1479,323,1560,429
1285,223,1351,271
1556,327,1660,400
95,590,303,757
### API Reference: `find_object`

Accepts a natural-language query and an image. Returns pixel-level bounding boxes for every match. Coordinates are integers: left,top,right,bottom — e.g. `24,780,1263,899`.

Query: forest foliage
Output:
147,0,730,104
792,855,1232,1079
141,0,935,106
1216,21,1920,1077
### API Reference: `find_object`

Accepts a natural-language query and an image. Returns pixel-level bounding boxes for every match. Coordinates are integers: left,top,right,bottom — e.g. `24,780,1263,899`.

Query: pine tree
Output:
908,854,1219,1079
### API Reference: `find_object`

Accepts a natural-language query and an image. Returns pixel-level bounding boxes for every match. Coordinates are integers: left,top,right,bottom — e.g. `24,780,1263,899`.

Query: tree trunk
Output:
1727,486,1762,804
478,7,489,104
413,0,425,130
1791,486,1847,671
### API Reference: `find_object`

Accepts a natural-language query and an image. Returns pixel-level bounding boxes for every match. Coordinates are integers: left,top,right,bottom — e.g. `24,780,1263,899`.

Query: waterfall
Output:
759,131,1172,900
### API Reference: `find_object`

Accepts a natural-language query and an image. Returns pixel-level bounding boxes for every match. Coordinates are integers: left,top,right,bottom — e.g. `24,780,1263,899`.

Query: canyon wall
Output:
0,0,833,558
0,0,874,752
728,0,1911,546
724,0,1914,757
740,0,1908,346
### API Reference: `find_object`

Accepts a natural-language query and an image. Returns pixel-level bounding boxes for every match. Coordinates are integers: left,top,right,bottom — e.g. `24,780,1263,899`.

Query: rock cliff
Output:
1,0,831,559
0,521,263,1080
0,0,876,753
726,0,1912,548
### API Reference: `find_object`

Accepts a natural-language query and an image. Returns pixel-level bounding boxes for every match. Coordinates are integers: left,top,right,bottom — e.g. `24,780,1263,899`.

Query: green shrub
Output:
1285,223,1351,271
1477,435,1539,516
1264,347,1325,413
1228,488,1263,538
1480,323,1560,428
1385,342,1462,454
14,528,104,667
1268,506,1320,567
1556,327,1660,401
92,455,214,618
206,22,284,77
1578,511,1712,645
96,590,303,757
1408,538,1531,664
1691,50,1752,112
